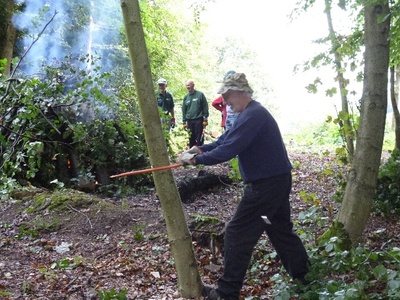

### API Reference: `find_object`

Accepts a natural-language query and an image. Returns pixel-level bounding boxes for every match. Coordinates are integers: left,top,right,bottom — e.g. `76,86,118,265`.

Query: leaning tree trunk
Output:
120,0,203,298
324,0,355,162
337,0,390,246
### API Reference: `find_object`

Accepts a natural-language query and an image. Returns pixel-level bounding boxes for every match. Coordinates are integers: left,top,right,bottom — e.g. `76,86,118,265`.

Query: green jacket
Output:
182,90,209,122
157,91,174,115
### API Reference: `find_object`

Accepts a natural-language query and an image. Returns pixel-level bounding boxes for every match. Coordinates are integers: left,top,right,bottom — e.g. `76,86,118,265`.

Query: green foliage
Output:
16,224,39,240
299,241,400,299
132,224,147,242
0,289,11,297
328,111,358,139
383,130,395,151
71,118,149,183
297,191,336,243
166,125,190,155
193,214,220,228
138,0,200,98
389,2,400,67
0,176,19,201
374,149,400,216
317,220,352,251
326,111,358,164
98,288,128,300
2,0,208,198
228,157,242,181
0,58,7,73
51,257,83,270
249,201,400,299
0,54,155,196
286,120,343,148
24,141,44,179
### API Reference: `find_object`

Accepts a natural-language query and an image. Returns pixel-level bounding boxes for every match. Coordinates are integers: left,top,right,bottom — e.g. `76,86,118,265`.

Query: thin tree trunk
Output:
391,66,400,150
324,0,355,162
120,0,203,298
0,0,17,76
337,0,390,245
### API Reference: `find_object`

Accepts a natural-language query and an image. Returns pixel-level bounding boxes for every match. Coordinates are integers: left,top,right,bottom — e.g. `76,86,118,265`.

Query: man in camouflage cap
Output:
180,73,309,300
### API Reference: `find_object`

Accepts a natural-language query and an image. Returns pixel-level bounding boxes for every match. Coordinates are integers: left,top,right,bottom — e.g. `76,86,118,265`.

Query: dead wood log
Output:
177,170,232,203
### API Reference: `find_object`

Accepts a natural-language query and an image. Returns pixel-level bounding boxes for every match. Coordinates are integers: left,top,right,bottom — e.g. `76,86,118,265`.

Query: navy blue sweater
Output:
196,100,292,183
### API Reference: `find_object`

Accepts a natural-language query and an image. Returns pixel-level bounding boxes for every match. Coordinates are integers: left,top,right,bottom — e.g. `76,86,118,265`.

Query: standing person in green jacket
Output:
156,78,175,130
182,79,209,147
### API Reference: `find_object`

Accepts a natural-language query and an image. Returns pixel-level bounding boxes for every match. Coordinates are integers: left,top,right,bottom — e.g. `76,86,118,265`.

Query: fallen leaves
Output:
0,152,399,299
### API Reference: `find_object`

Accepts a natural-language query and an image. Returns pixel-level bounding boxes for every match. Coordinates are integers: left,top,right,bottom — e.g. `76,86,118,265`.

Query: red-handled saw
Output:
110,163,182,178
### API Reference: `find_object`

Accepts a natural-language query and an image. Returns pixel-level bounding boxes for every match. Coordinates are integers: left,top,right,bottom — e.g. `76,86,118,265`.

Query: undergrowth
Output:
245,150,400,300
246,199,400,299
374,149,400,217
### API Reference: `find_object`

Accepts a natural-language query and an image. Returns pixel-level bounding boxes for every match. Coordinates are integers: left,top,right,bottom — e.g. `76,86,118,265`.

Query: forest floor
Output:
1,150,399,300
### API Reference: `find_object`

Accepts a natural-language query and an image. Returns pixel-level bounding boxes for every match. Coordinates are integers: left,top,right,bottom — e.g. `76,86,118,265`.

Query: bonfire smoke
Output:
12,0,124,121
12,0,120,75
13,0,67,75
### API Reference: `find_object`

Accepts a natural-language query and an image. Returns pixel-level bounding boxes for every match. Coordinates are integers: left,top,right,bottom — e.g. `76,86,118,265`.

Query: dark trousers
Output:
217,173,309,300
187,117,204,147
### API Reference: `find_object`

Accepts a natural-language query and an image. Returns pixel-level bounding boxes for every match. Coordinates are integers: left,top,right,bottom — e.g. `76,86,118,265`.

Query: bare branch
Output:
38,108,61,135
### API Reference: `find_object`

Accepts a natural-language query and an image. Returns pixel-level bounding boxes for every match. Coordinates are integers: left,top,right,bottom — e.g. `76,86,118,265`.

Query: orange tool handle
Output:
110,163,182,178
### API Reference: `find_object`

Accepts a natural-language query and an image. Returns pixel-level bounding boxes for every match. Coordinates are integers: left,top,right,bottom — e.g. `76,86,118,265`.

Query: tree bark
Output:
0,0,17,76
337,0,390,245
120,0,203,298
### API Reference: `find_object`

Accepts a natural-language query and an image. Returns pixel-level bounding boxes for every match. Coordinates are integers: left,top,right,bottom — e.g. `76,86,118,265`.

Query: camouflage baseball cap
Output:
217,73,254,95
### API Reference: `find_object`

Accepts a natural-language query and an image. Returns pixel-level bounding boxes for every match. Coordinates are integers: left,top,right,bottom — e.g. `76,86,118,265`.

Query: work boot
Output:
202,284,223,300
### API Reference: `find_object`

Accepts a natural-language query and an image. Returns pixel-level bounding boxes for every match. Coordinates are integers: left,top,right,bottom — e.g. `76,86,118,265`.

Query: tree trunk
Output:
337,0,390,245
324,0,355,162
0,0,17,76
392,65,400,150
120,0,203,298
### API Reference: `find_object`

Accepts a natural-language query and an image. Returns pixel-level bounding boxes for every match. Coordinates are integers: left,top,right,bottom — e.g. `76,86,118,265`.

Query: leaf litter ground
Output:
1,151,399,300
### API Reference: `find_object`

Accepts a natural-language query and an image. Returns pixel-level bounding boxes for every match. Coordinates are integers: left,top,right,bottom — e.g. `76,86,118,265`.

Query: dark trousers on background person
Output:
187,117,204,147
216,173,309,300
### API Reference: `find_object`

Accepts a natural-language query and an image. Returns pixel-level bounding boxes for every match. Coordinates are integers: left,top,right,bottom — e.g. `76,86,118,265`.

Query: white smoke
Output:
12,0,69,75
12,0,125,121
12,0,120,76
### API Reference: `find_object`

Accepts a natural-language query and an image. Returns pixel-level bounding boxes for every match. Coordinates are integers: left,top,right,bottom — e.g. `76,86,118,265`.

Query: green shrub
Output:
0,55,172,196
374,149,400,216
250,202,400,299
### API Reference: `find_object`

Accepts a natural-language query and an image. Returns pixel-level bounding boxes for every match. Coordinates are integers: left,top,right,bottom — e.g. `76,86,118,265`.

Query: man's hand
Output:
202,120,208,128
179,152,196,166
171,118,176,128
187,146,202,154
183,122,188,129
